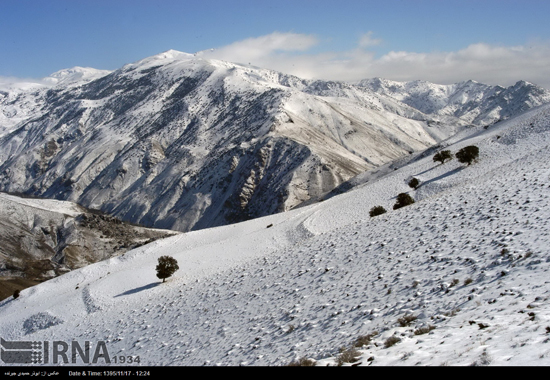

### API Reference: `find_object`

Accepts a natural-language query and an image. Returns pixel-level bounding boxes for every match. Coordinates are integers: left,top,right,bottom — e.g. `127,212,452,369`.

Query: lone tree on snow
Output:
408,177,420,190
393,193,415,210
156,255,179,283
369,205,387,217
456,145,479,166
433,150,453,164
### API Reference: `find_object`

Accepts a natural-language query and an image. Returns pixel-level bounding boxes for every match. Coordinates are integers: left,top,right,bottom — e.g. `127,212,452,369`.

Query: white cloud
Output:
358,32,382,48
196,32,319,64
198,32,550,89
369,43,550,89
0,76,50,92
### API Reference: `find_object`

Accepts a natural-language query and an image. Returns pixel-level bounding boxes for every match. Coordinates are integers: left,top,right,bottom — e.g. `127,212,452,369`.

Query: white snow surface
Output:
1,102,550,366
0,192,83,218
42,67,112,88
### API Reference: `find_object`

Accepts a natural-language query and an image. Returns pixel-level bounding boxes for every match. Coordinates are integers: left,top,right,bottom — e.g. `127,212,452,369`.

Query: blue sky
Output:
2,0,550,88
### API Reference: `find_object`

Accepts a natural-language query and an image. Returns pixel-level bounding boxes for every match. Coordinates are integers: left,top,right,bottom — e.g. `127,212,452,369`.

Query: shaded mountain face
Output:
0,192,176,301
0,50,549,232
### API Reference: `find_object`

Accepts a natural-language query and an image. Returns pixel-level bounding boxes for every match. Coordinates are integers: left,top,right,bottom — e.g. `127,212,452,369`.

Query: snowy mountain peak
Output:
43,66,112,87
157,49,194,59
513,79,531,87
146,49,198,64
123,49,197,72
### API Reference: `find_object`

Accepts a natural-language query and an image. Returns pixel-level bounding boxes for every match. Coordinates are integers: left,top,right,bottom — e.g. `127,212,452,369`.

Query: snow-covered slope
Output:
1,102,549,366
1,50,548,233
0,68,111,136
0,192,177,300
0,81,49,136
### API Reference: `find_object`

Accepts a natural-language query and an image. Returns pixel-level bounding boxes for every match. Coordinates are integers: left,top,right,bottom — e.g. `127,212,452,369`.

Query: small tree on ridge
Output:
393,193,415,210
408,177,420,190
156,256,179,283
456,145,479,166
369,206,387,217
433,150,452,164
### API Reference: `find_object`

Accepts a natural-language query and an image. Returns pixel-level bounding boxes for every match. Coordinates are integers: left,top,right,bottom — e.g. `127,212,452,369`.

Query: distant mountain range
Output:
1,50,549,232
358,77,550,125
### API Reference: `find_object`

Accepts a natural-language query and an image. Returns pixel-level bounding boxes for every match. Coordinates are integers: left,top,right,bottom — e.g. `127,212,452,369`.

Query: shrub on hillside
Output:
369,205,387,217
287,357,316,366
414,325,435,335
433,150,453,164
456,145,479,165
353,331,378,348
384,336,401,348
397,314,417,327
408,177,420,189
156,255,179,283
336,346,361,366
393,193,415,210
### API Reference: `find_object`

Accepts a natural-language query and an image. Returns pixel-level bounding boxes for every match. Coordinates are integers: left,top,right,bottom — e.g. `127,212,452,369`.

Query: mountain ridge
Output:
0,50,549,232
357,76,550,125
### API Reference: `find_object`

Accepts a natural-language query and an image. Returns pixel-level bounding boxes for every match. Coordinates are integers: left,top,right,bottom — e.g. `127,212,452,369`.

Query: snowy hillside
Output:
1,102,549,366
0,67,110,136
0,192,177,301
1,50,548,233
0,81,48,136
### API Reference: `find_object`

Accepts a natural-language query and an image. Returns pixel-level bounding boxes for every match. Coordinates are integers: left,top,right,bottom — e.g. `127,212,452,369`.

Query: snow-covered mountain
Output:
42,66,112,88
0,50,549,233
0,67,111,135
359,77,550,126
0,192,177,301
1,100,549,366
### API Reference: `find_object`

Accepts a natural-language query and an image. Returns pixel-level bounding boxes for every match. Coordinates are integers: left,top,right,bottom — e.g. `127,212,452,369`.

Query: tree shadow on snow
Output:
114,282,160,298
415,165,439,177
416,167,464,188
